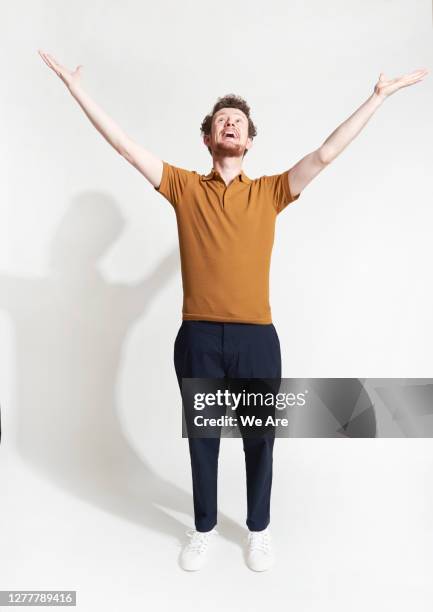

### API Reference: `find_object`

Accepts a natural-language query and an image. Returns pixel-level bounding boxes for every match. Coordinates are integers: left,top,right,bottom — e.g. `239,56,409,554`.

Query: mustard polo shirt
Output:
154,161,301,324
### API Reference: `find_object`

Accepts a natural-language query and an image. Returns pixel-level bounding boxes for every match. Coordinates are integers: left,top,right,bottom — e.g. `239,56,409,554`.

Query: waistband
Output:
180,320,275,331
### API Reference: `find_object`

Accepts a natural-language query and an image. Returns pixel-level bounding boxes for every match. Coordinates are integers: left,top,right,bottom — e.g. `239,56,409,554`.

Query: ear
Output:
203,134,211,148
245,136,253,152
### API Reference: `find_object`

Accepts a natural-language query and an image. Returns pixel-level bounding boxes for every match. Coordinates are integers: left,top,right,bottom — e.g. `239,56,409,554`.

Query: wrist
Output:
371,90,386,106
68,83,82,97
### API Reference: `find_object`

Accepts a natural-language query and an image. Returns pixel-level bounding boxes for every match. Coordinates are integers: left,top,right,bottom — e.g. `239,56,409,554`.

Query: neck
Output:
211,156,244,183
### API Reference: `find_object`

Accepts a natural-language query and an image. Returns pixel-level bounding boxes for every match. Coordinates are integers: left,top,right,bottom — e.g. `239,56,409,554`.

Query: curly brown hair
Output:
200,94,258,158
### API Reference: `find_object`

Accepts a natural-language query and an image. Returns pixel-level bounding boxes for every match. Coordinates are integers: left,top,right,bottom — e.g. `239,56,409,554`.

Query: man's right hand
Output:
38,50,83,91
37,49,163,189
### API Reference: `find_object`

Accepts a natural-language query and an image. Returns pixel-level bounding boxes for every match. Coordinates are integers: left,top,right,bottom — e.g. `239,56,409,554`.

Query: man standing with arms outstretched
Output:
38,50,427,571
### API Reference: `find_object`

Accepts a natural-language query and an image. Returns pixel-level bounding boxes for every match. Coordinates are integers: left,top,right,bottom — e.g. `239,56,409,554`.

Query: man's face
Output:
204,107,253,158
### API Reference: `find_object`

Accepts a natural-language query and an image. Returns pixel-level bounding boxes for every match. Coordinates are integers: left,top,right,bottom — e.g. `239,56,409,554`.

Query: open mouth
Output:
222,132,238,140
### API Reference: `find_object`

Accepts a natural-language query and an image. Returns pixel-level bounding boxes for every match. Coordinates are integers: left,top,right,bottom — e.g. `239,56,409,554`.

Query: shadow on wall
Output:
0,190,203,542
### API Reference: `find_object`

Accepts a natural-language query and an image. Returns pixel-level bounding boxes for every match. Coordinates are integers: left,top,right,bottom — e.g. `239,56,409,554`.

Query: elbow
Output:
117,137,134,160
118,145,135,165
118,145,130,159
317,146,333,166
118,148,130,161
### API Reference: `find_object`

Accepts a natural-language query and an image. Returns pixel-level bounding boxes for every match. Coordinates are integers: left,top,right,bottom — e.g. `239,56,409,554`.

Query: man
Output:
38,50,427,571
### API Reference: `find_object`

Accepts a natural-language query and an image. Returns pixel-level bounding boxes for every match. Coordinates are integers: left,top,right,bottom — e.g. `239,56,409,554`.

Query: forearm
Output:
320,92,385,163
68,84,130,155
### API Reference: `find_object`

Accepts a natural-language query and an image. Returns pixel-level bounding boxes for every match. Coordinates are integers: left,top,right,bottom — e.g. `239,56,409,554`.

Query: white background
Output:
1,1,433,610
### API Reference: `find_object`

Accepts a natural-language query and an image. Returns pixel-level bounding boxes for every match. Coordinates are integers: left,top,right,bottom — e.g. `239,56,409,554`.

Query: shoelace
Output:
184,529,217,554
247,530,271,553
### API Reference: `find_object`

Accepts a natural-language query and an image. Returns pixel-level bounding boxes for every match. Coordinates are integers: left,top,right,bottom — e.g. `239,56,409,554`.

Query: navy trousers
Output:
173,320,281,532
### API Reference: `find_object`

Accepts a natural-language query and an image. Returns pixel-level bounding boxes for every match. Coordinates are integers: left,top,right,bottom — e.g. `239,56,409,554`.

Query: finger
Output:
403,73,427,84
45,56,59,73
46,53,63,71
38,50,50,64
40,52,55,70
45,54,66,77
407,72,428,80
45,53,67,75
405,69,428,79
399,77,426,89
38,51,50,66
40,51,55,67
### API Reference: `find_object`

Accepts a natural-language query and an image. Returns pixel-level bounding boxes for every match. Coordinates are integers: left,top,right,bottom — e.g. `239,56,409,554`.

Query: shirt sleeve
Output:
153,160,193,208
262,169,301,214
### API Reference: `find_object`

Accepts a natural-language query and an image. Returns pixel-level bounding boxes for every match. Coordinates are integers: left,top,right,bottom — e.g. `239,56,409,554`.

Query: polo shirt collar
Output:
201,168,252,184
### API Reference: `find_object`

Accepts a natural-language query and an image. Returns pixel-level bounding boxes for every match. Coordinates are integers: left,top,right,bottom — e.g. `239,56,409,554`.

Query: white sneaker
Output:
179,528,218,571
246,527,275,571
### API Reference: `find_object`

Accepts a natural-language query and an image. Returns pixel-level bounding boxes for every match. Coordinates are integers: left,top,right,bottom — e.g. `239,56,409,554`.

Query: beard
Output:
212,138,246,158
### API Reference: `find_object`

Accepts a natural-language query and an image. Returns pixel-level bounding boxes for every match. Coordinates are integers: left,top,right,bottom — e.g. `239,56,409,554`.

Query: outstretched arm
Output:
288,68,429,197
38,50,163,188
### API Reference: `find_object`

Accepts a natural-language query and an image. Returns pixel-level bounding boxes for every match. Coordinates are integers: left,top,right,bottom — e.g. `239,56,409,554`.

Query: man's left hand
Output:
374,68,428,100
